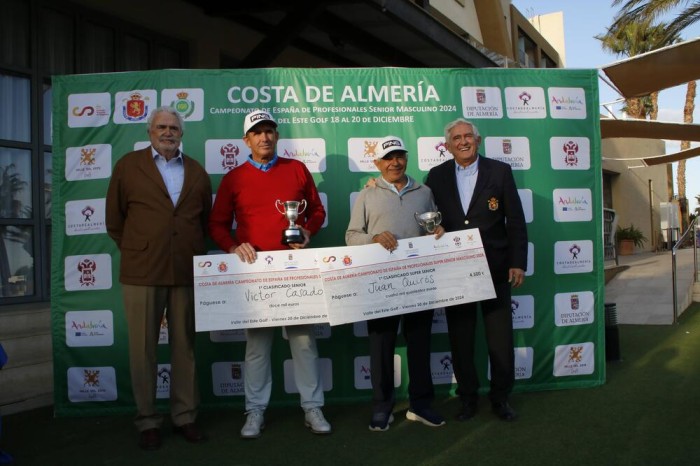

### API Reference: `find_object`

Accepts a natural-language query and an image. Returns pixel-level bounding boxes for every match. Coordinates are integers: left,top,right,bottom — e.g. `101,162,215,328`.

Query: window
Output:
540,52,556,69
0,147,33,298
0,0,30,68
0,74,31,143
517,28,537,68
0,0,187,305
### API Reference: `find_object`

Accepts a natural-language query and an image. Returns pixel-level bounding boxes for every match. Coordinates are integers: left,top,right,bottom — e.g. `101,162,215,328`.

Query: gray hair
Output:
147,106,185,132
443,118,479,142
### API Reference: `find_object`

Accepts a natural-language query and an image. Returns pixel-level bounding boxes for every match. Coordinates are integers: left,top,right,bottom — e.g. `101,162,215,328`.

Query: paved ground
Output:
605,246,699,325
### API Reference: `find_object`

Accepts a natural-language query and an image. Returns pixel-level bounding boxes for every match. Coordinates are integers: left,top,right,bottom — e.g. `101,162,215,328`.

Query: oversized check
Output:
317,228,496,326
193,249,327,331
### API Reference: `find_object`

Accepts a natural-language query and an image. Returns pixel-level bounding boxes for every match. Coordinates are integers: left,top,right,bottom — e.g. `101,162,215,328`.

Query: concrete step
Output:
1,333,52,369
0,303,53,414
0,361,53,415
0,305,51,339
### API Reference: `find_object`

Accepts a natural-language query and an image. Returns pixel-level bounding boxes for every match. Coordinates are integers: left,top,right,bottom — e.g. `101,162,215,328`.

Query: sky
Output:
511,0,700,214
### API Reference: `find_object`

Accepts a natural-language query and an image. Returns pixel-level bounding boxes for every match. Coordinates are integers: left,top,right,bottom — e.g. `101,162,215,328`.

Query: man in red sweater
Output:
209,110,330,439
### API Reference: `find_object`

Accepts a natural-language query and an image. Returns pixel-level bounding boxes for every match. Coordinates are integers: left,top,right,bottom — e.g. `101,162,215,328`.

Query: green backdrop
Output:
51,67,604,416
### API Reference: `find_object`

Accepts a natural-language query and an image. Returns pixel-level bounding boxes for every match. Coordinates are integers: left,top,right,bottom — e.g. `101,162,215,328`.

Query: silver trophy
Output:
275,199,307,244
414,211,442,234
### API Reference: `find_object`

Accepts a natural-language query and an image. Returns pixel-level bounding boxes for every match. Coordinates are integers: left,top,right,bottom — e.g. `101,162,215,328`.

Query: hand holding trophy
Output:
276,199,307,244
414,211,442,234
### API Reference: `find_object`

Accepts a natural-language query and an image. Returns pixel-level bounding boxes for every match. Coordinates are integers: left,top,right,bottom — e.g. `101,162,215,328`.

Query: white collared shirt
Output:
455,157,479,214
152,148,184,206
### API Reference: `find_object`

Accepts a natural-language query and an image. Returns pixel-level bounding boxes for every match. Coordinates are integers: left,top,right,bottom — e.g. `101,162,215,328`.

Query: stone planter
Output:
618,239,635,256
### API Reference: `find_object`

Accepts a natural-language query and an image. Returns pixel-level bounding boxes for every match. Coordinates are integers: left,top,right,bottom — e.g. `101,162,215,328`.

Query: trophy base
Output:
282,228,305,245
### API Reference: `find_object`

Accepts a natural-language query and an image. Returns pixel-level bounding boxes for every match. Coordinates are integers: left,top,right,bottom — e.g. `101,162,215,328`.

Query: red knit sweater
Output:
209,158,325,252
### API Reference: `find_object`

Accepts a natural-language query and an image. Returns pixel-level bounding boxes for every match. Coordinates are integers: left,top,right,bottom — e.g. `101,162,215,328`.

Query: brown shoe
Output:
138,428,161,450
173,423,206,443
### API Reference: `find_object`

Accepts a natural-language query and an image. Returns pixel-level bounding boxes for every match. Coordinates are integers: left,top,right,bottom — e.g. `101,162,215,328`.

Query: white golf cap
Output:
375,136,407,160
243,110,277,134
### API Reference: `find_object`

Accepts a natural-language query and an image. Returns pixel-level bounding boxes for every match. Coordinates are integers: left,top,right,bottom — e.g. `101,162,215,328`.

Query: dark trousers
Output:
446,281,514,404
368,309,435,413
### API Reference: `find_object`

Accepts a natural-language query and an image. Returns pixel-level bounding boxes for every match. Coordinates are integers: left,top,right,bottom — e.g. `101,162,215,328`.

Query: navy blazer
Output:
425,155,528,284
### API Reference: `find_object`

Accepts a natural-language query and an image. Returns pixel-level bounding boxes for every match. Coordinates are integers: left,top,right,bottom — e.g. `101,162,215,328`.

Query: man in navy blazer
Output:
425,118,527,422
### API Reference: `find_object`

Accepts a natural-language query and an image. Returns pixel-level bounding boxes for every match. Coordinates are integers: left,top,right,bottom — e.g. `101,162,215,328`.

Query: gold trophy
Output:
275,199,307,244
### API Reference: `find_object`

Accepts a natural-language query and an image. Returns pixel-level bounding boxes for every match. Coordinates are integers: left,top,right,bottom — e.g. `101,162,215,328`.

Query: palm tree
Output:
612,0,699,220
677,80,696,218
596,19,679,119
611,0,700,41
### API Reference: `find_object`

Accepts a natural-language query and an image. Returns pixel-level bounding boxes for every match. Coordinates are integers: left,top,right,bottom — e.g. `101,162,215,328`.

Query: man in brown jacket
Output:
106,106,212,450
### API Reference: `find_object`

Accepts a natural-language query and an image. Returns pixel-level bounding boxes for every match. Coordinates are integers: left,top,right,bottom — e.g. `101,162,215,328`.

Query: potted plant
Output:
616,224,647,255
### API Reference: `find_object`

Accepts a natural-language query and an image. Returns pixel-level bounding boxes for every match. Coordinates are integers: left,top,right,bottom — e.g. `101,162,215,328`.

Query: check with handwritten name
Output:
193,249,327,331
317,229,496,326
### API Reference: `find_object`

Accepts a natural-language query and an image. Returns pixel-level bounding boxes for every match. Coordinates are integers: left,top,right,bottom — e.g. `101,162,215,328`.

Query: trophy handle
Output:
435,211,442,226
414,212,422,225
275,199,285,214
297,199,307,215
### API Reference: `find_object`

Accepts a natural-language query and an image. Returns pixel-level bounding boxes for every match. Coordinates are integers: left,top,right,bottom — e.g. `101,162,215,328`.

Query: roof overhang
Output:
183,0,497,68
600,37,700,98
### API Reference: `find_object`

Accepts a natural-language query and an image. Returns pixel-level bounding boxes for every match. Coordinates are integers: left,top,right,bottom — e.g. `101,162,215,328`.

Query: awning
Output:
600,119,700,141
603,145,700,167
600,37,700,98
641,146,700,166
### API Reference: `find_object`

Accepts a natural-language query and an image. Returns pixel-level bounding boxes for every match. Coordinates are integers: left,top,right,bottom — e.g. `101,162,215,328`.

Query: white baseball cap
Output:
375,136,407,160
243,110,277,134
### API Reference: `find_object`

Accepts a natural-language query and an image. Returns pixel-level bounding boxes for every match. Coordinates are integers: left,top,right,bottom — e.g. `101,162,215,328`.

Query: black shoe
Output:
456,402,477,421
368,411,394,432
138,428,162,450
406,407,446,427
491,401,517,421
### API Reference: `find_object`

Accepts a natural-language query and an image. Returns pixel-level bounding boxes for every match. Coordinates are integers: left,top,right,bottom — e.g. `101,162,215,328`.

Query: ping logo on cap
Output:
382,139,403,150
250,112,271,123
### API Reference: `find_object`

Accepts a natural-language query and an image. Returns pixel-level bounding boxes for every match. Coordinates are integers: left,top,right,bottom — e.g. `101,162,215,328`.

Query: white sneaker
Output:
304,408,332,434
240,411,265,439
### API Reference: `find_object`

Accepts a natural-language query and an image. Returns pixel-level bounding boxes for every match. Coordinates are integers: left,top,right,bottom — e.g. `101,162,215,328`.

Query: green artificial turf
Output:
3,302,700,466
